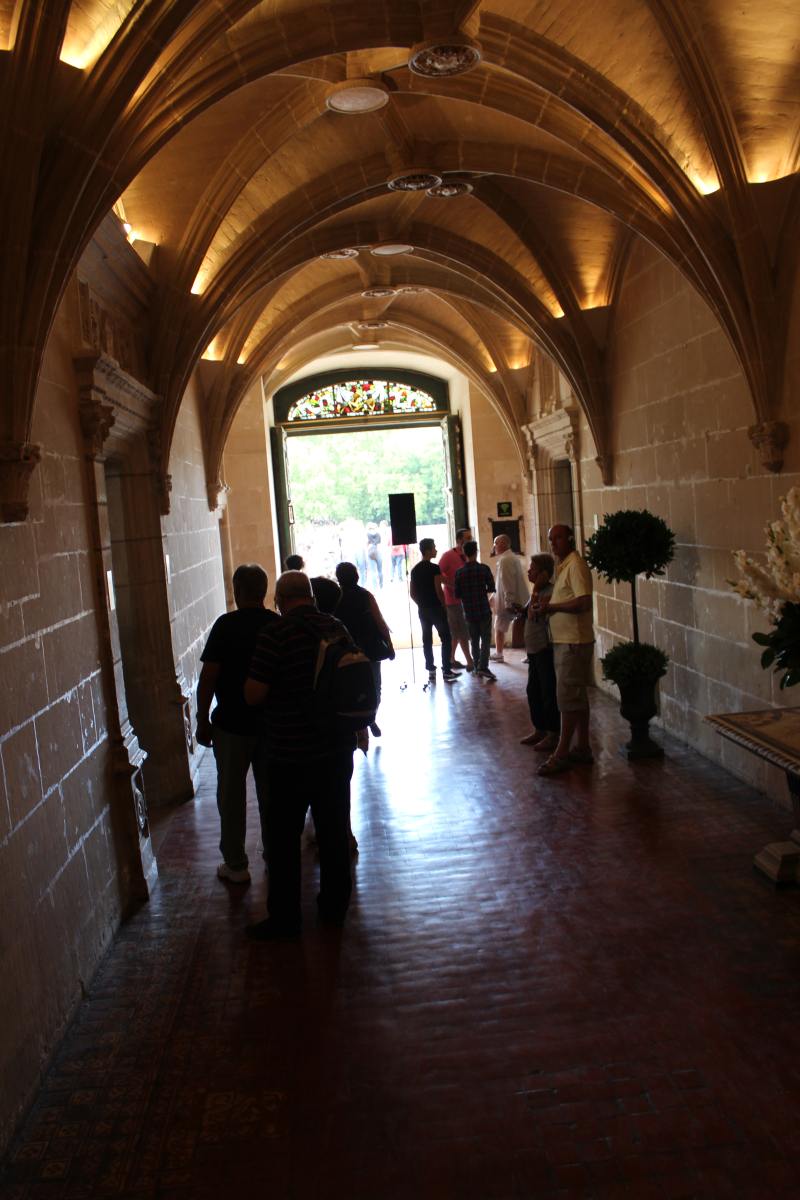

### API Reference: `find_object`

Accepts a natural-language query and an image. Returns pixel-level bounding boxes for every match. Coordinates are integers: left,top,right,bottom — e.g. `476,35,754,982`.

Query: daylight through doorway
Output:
285,425,450,648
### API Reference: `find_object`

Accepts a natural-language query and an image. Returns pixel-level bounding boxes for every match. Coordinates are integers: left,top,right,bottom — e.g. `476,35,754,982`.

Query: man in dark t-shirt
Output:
454,540,497,679
196,564,278,884
409,538,459,683
244,571,356,939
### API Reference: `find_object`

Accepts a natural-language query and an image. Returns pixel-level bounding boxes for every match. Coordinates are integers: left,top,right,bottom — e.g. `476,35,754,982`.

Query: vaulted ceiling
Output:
1,1,798,511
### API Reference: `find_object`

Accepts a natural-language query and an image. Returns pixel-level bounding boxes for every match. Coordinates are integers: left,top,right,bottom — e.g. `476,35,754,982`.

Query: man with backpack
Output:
244,571,372,939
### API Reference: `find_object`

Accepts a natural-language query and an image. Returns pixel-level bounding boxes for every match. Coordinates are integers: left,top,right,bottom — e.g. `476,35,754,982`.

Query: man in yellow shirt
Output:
534,524,594,776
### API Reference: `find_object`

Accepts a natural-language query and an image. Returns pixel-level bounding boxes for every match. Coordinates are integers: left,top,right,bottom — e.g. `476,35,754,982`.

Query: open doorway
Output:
285,425,449,646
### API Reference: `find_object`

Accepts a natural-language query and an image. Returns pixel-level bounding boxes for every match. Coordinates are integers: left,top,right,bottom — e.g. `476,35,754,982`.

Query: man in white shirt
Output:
535,524,595,776
490,534,529,662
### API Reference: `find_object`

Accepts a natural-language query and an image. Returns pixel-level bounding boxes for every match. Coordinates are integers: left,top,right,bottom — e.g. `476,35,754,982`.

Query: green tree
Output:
286,427,447,525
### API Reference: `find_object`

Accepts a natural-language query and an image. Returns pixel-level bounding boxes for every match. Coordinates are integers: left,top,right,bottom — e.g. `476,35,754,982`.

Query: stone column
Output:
79,390,156,905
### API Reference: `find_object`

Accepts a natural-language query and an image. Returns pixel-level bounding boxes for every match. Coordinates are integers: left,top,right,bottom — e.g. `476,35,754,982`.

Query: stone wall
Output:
221,378,280,607
163,374,226,781
581,239,800,804
0,304,120,1153
466,383,530,556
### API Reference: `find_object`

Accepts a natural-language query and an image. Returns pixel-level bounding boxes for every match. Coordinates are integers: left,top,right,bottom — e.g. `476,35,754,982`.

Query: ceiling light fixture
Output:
326,79,390,114
408,39,482,78
319,248,360,259
370,243,414,256
352,342,379,351
358,320,389,330
388,170,442,192
427,178,474,198
361,287,396,299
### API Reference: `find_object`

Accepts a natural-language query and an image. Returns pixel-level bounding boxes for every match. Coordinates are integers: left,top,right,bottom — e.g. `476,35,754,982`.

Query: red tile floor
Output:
3,652,800,1199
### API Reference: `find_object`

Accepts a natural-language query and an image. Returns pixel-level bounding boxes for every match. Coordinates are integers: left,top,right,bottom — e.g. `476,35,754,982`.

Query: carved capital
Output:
0,440,42,523
207,477,230,515
748,420,789,473
79,395,116,459
146,427,172,515
595,454,613,485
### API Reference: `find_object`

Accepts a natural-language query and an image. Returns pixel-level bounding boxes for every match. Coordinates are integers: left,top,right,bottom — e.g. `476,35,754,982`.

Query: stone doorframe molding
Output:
75,353,195,824
521,405,586,552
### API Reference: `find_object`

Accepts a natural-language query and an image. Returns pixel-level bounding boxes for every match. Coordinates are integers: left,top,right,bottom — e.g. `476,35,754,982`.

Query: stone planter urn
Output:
618,677,664,760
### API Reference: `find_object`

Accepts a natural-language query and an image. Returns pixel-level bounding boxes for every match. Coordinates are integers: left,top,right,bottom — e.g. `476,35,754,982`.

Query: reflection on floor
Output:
3,653,800,1198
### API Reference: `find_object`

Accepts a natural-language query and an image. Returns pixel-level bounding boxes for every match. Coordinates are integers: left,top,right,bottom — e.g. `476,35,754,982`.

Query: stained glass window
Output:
287,379,438,421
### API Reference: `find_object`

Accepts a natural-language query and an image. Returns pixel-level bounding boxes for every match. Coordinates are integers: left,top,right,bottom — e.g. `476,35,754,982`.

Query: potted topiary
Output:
586,509,675,759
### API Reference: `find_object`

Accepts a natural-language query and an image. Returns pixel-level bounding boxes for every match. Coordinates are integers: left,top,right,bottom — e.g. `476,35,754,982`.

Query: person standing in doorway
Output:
534,524,594,776
365,522,383,589
437,527,475,671
454,540,497,680
196,564,278,884
409,538,460,684
520,553,560,751
490,533,529,663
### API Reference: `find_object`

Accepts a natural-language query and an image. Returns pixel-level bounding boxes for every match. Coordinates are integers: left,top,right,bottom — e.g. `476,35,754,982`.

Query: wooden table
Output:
706,708,800,882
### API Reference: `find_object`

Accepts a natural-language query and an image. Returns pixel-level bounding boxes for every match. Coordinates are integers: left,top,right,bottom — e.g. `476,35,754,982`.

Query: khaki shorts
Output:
494,608,517,634
445,603,469,642
553,642,595,712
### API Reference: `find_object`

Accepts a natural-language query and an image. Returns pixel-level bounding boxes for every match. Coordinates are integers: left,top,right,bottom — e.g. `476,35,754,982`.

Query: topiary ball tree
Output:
586,509,675,645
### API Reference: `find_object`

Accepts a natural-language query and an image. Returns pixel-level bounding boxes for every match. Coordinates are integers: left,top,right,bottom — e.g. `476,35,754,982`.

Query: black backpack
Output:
287,615,378,732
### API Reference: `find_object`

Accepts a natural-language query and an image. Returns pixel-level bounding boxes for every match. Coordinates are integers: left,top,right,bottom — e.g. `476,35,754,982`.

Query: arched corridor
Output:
2,660,799,1198
1,0,799,1178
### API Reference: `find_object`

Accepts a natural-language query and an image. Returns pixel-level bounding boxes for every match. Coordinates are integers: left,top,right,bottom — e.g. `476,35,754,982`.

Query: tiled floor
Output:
3,653,800,1198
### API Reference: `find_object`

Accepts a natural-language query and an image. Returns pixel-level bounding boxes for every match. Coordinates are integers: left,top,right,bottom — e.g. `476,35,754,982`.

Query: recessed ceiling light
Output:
352,342,379,350
408,39,482,78
370,243,414,256
361,287,396,299
427,179,474,198
388,171,442,192
358,320,389,330
326,80,390,114
319,248,359,259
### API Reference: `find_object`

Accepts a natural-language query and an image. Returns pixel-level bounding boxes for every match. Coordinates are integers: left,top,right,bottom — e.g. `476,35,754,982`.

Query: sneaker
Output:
489,652,505,663
446,664,463,674
442,670,460,683
217,862,251,884
520,730,544,745
427,669,436,682
451,659,467,670
369,721,381,737
477,668,497,682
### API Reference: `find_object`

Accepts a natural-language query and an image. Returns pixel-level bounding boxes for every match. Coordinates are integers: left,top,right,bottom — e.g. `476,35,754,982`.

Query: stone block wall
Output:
221,379,280,607
163,375,226,780
0,306,120,1153
466,383,529,556
581,240,800,805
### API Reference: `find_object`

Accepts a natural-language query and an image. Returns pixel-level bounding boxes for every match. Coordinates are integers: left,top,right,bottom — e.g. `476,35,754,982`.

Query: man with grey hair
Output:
244,571,357,939
196,563,277,884
490,533,529,662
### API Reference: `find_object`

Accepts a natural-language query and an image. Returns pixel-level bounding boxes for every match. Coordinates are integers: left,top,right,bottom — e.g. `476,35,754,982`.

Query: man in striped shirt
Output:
244,571,356,939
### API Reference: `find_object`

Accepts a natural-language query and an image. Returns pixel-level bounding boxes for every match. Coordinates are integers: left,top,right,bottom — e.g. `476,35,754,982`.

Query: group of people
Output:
196,558,394,941
195,522,595,940
407,525,594,777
